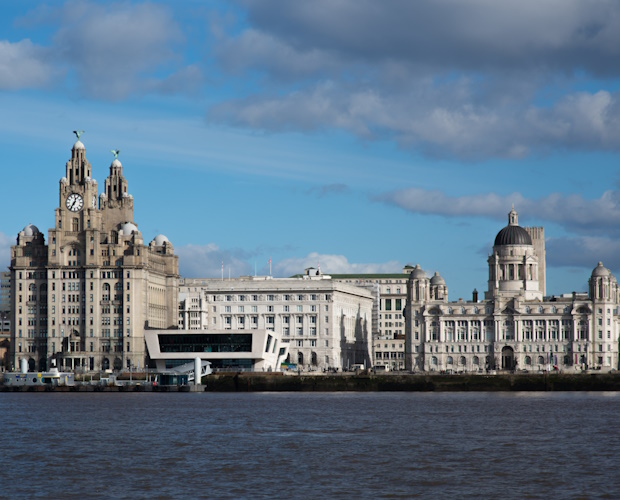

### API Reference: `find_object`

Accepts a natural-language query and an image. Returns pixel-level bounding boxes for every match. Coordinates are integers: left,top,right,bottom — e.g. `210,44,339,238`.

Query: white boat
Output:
2,359,74,387
3,368,75,387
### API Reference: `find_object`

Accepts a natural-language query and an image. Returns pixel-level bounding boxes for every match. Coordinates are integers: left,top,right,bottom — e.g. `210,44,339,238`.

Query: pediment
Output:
501,306,517,316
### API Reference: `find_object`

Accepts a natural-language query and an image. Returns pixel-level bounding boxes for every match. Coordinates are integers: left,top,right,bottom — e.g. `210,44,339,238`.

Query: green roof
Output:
290,273,408,280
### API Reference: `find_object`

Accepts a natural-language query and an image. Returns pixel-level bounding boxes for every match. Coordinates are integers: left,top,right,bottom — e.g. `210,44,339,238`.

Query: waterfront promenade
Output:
3,371,620,392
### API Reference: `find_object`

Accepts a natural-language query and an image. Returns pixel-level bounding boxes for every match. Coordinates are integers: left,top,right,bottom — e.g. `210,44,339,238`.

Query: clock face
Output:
66,193,84,212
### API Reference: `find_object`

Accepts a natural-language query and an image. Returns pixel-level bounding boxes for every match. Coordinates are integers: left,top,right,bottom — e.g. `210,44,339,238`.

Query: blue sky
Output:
2,0,620,300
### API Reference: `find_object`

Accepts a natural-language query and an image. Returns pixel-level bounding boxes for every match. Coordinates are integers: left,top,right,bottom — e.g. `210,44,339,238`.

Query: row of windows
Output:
219,304,324,313
17,328,132,338
375,352,405,359
216,294,331,302
383,299,402,311
18,292,131,304
17,270,132,280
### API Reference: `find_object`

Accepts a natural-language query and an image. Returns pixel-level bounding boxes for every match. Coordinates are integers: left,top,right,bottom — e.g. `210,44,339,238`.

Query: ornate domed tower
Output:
407,265,431,304
485,208,543,301
429,272,447,301
589,262,619,303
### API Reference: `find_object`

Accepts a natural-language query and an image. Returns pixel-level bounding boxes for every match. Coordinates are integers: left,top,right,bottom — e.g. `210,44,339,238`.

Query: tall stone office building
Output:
10,135,179,372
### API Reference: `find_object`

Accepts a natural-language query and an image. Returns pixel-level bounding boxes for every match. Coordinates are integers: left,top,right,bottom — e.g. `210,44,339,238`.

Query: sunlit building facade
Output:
405,208,620,373
178,272,374,371
10,137,179,372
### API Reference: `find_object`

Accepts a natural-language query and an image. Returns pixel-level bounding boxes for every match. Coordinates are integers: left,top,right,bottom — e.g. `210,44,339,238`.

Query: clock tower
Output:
10,133,179,373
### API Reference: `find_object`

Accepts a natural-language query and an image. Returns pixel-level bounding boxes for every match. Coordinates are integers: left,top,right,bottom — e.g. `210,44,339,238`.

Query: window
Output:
385,299,392,311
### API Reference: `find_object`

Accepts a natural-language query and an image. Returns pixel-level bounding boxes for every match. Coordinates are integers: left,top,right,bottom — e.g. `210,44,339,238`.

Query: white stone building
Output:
328,269,411,370
405,208,620,373
178,273,374,371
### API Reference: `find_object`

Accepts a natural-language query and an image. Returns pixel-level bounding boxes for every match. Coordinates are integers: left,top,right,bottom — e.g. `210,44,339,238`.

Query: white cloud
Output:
5,1,201,100
210,81,620,159
176,243,252,278
52,1,190,100
546,236,620,272
216,29,339,80
0,40,56,90
210,1,620,159
273,252,402,277
380,187,620,235
237,0,620,75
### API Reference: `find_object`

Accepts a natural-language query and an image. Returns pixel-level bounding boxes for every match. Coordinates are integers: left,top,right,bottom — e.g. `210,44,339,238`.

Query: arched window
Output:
431,356,438,366
472,356,479,366
297,352,304,365
525,356,532,366
537,355,545,365
447,356,453,365
459,356,466,366
102,283,110,301
311,352,318,366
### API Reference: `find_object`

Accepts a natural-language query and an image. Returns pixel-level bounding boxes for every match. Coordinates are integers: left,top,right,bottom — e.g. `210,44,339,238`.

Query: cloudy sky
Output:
2,0,620,300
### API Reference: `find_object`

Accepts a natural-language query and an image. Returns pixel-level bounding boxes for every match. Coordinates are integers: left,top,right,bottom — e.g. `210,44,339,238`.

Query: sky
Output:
2,0,620,301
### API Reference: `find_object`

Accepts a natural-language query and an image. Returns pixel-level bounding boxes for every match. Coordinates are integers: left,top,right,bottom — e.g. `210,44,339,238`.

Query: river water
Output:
1,392,619,499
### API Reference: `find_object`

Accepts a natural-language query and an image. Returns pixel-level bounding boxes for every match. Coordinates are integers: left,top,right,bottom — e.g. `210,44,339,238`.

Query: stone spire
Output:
65,131,91,186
